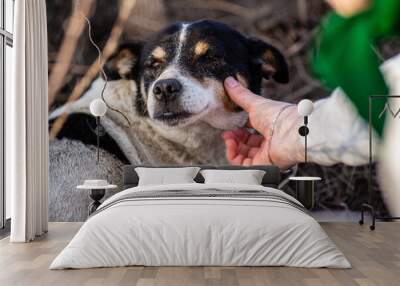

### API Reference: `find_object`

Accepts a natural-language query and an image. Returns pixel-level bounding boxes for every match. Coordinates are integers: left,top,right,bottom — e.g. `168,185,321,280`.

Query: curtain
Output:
7,0,48,242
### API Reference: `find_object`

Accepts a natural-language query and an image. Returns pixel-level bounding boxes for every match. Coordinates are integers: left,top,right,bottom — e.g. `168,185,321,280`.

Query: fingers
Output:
224,76,262,112
238,141,250,157
243,158,253,166
222,129,262,147
224,138,239,162
224,138,246,165
246,134,263,147
222,128,249,143
221,130,237,140
231,128,250,142
222,128,264,166
223,132,246,165
232,155,246,166
248,147,259,158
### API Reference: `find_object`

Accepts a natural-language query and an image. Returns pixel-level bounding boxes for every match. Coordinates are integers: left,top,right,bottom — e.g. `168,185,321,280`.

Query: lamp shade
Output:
297,99,314,116
90,99,107,117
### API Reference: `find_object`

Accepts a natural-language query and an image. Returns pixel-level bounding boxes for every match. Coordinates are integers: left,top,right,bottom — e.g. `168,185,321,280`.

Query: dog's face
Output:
105,20,289,129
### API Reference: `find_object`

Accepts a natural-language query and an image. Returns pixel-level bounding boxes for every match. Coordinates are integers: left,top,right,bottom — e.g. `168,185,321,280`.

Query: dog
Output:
50,19,289,166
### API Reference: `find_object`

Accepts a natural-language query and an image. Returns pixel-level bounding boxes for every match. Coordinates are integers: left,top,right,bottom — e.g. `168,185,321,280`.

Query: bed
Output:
50,165,350,269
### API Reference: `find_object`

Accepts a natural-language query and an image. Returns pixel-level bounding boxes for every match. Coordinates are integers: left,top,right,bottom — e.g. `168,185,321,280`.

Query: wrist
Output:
269,105,304,168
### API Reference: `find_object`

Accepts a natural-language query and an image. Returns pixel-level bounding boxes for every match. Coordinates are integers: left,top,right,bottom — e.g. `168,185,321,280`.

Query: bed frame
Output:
122,165,281,190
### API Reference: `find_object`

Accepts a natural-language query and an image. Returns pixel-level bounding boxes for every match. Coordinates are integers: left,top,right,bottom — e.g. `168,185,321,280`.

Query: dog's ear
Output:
247,37,289,84
103,42,143,80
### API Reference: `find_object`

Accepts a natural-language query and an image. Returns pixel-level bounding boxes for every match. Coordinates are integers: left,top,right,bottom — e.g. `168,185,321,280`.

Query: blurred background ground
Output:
46,0,400,215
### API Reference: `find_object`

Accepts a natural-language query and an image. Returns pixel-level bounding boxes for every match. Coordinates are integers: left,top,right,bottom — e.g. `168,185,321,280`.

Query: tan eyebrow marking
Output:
263,50,275,62
194,41,209,58
151,46,166,60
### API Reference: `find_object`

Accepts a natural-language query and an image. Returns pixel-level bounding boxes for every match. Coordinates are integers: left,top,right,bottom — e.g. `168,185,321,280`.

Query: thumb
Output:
224,76,261,112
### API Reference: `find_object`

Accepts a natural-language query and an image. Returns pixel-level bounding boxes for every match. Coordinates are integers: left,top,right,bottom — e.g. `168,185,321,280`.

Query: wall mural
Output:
47,0,398,221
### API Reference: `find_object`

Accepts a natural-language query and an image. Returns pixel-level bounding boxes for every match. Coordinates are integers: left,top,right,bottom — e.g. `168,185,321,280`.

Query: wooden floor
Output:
0,222,399,286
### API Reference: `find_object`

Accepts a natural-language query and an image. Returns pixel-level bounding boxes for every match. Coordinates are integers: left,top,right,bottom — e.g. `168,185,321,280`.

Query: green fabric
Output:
312,0,400,136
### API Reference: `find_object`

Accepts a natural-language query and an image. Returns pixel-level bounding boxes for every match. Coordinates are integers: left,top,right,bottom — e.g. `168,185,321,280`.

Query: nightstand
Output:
77,181,117,215
289,177,321,210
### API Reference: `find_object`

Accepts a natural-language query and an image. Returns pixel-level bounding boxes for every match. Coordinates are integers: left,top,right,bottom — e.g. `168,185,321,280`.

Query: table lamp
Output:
89,99,107,164
297,99,314,163
290,99,320,210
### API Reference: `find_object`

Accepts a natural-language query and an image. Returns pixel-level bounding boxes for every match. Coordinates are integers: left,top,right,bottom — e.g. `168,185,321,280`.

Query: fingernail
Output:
225,76,239,88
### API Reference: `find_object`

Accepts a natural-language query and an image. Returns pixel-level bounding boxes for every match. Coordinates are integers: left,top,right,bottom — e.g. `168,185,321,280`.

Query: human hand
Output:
222,76,304,169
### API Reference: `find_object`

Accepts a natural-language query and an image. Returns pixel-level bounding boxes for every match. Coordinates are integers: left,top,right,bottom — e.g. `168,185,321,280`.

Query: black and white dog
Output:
49,20,288,220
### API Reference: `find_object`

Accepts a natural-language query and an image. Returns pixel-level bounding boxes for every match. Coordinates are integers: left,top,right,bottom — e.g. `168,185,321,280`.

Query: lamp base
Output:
88,189,105,215
295,180,315,210
289,176,321,210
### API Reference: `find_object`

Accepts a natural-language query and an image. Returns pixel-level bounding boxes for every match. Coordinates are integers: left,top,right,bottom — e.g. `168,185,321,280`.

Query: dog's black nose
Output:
153,79,182,102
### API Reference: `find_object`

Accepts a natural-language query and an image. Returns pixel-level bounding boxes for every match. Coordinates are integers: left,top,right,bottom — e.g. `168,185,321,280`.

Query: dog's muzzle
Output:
153,78,182,103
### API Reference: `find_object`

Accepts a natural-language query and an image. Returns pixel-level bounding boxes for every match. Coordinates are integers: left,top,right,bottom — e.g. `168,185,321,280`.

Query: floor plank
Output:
0,222,399,286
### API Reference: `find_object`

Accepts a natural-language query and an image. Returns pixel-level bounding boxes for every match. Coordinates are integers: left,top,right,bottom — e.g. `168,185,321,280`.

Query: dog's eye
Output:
145,59,163,69
204,53,224,62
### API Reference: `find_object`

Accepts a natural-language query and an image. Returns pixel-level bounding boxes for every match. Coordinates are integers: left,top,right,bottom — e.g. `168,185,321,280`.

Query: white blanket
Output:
50,183,350,269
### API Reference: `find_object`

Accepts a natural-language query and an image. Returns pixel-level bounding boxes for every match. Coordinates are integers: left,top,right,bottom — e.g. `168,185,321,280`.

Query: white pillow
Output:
135,167,200,186
200,169,266,185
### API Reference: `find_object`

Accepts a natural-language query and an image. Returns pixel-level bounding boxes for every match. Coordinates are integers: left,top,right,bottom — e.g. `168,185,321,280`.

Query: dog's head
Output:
105,20,289,129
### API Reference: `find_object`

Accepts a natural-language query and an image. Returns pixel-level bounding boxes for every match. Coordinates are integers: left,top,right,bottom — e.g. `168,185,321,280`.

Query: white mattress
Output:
50,183,350,269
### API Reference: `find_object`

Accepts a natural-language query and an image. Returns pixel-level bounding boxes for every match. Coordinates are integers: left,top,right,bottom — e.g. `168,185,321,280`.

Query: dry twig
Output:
47,0,94,108
49,0,137,140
